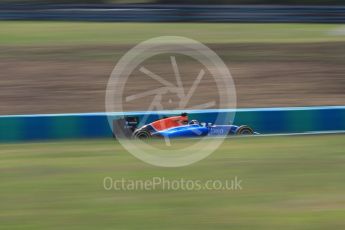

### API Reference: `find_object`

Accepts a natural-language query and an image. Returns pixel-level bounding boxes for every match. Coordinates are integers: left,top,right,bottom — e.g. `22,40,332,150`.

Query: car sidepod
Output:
152,124,209,138
207,125,238,136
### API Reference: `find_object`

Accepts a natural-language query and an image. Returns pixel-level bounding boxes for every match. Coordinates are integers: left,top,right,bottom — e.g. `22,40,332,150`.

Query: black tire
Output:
133,129,151,139
236,125,254,135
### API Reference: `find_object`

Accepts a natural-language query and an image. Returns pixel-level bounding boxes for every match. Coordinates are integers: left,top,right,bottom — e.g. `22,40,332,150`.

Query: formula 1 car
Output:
113,113,256,139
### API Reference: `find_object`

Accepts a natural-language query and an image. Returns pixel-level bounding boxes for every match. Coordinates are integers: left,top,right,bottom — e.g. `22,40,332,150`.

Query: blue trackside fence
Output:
0,106,344,142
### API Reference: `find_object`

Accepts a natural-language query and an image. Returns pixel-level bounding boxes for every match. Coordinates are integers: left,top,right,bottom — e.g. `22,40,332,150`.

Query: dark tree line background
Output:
1,0,345,5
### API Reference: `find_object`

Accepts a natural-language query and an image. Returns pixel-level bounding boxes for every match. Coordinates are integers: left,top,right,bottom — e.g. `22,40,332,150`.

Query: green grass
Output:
0,134,344,229
0,22,345,45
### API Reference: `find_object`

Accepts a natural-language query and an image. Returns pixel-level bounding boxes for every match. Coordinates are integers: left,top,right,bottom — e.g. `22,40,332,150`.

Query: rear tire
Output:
236,125,254,135
133,129,151,139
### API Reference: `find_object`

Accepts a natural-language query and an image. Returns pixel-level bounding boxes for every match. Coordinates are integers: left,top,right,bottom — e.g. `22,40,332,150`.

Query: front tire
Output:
236,125,254,135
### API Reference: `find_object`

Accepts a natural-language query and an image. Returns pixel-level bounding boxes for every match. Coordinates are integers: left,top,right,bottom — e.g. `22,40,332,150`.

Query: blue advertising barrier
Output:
0,106,344,142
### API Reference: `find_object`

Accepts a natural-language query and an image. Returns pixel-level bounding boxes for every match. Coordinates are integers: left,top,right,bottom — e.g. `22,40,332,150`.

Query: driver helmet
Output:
189,120,199,125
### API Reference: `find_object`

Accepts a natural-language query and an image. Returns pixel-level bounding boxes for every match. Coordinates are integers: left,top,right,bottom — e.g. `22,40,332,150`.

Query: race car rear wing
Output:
113,116,139,139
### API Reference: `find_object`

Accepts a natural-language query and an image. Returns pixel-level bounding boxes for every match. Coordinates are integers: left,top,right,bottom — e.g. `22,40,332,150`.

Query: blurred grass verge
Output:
0,134,344,229
1,22,345,45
